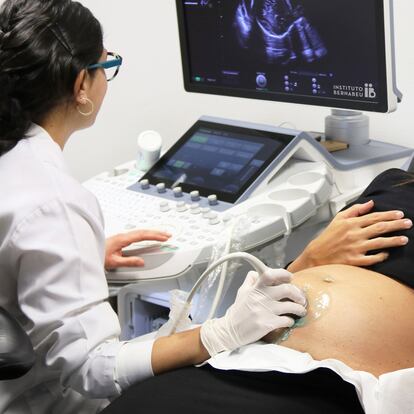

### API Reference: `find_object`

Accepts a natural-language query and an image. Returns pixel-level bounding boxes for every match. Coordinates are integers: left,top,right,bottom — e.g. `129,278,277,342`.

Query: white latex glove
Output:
200,269,307,357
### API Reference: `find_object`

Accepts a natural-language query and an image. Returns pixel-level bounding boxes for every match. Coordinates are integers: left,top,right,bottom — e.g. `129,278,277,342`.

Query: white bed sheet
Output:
206,342,414,414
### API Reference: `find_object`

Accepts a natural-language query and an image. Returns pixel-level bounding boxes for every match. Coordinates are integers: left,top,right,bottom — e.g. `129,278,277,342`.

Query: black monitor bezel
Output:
141,120,296,204
176,0,389,113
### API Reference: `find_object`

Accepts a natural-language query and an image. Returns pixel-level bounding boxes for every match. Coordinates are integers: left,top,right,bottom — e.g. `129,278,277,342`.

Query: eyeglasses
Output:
87,52,123,82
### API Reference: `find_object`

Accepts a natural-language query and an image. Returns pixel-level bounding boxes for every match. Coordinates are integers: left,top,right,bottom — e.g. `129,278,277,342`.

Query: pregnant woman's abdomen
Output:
264,265,414,377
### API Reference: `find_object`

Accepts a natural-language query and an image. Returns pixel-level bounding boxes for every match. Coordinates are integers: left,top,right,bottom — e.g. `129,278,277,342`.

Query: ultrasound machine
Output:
83,0,413,340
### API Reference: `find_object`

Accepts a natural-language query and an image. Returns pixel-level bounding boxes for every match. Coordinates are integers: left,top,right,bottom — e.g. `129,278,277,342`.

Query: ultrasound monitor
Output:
176,0,400,114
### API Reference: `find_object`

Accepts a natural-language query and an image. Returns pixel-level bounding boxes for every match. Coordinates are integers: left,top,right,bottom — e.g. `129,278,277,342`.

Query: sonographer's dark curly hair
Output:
0,0,103,156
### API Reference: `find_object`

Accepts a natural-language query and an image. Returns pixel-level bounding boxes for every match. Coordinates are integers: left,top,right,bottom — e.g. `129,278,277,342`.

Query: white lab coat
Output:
0,125,154,413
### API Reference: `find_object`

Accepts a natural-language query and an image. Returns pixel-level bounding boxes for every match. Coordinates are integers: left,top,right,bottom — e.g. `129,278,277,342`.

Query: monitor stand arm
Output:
325,109,370,146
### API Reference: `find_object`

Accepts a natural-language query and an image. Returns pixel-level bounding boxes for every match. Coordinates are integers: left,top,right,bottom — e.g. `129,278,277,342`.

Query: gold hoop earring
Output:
77,98,95,117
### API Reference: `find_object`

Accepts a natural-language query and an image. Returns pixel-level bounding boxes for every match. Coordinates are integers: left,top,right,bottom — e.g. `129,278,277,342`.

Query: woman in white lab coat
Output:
0,0,308,412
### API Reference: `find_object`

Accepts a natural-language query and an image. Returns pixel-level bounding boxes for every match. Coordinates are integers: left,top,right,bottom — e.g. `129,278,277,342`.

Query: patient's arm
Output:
288,200,411,273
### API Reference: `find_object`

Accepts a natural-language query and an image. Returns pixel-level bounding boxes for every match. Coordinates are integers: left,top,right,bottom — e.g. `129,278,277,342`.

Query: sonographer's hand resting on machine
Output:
200,269,307,357
287,200,413,273
105,229,171,269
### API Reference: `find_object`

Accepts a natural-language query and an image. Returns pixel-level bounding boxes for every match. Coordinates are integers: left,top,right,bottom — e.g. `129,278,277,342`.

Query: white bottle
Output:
136,130,162,172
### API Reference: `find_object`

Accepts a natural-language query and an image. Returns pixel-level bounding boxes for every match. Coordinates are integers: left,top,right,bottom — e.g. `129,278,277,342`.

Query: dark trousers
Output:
102,365,365,413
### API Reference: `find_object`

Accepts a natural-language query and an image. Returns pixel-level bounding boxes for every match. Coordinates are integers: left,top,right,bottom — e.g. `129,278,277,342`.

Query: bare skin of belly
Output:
263,265,414,377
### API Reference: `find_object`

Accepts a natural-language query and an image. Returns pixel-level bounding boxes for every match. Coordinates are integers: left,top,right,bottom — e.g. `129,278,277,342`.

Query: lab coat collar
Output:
26,124,69,173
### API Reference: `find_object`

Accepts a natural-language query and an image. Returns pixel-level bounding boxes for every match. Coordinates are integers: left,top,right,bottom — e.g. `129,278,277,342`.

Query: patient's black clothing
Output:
102,366,364,413
346,168,414,288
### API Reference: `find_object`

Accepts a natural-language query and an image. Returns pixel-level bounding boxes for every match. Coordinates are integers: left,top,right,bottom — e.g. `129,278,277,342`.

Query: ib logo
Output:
364,83,377,99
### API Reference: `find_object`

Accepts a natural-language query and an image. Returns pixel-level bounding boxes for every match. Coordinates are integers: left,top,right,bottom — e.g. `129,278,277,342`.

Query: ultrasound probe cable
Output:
167,252,272,336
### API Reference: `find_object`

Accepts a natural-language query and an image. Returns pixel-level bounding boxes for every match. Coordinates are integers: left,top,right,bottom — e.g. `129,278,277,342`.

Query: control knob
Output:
173,187,183,198
156,183,166,193
190,190,200,202
140,179,150,190
208,194,218,206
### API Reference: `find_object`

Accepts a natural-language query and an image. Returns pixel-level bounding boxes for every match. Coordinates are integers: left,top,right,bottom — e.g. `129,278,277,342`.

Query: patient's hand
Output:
287,200,412,272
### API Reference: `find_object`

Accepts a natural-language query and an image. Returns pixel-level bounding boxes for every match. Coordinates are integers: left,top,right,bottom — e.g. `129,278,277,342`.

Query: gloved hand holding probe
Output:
200,269,307,357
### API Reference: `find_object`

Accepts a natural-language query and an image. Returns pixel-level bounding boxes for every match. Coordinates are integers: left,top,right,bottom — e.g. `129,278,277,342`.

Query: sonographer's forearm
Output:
151,327,210,375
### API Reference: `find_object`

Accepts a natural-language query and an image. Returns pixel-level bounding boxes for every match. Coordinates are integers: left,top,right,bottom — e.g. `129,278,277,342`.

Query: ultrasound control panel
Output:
83,117,413,284
84,119,334,283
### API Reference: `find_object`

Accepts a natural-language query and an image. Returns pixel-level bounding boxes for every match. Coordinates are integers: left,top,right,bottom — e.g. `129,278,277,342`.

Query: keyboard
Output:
83,161,333,282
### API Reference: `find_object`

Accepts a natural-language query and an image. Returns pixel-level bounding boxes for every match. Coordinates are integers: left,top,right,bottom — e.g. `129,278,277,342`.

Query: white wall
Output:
3,1,414,180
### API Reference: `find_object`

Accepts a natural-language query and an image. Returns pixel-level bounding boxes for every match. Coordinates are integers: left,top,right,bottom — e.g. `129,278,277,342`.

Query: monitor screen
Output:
176,0,392,112
142,120,295,203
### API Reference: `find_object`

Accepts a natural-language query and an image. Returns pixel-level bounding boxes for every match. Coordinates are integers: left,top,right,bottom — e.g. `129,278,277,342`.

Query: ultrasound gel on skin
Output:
270,276,334,345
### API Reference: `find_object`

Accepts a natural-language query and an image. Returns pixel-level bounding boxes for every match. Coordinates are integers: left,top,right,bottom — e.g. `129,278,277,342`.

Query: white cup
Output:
136,130,162,172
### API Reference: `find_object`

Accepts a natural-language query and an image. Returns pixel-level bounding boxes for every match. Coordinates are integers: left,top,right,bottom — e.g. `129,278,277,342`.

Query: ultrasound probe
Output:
166,252,307,335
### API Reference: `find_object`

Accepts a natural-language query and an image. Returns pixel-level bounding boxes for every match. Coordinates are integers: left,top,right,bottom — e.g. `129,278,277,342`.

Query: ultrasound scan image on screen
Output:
234,0,327,66
178,0,387,111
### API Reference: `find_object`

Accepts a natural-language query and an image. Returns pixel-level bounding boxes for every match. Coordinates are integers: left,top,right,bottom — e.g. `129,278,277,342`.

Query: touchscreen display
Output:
143,121,294,203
